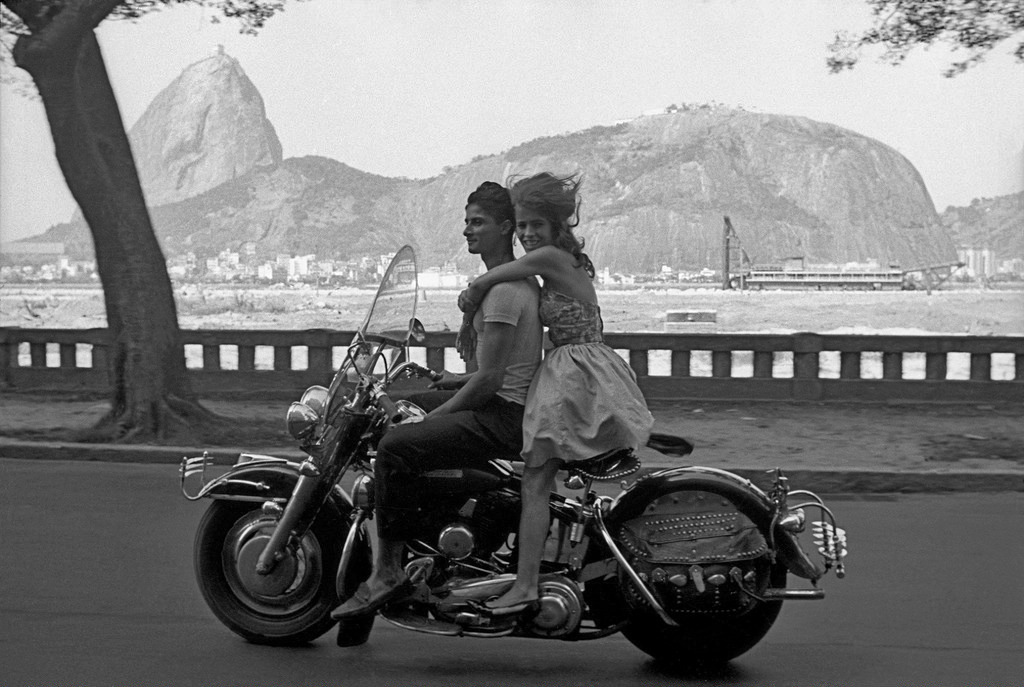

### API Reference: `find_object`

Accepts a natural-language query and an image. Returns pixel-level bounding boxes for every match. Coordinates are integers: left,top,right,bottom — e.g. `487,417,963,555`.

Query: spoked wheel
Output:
619,562,788,667
194,500,349,645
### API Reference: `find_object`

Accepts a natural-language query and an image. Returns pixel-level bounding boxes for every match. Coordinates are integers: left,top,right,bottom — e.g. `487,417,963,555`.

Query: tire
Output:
194,500,353,645
620,562,787,667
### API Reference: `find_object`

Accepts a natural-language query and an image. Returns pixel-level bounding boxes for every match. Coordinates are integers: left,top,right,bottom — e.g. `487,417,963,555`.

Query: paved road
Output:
1,459,1021,686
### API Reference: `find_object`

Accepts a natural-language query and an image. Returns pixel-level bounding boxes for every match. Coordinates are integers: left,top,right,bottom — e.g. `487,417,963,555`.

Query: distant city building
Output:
999,258,1024,275
288,254,313,277
958,246,996,278
219,250,240,268
417,268,468,289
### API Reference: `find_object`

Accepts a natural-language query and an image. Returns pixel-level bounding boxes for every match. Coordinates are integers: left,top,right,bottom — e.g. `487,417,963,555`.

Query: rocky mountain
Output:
939,191,1024,259
426,106,956,272
31,54,965,274
128,50,282,207
153,156,418,260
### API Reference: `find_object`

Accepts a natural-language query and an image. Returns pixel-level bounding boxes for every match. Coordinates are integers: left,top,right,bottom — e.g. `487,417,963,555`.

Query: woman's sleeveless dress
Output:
521,287,655,467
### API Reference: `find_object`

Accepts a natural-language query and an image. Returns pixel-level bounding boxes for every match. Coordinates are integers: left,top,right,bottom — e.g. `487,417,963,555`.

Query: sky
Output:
1,0,1022,244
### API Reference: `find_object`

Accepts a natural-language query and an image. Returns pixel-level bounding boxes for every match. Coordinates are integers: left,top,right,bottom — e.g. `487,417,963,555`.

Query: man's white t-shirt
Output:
473,279,542,406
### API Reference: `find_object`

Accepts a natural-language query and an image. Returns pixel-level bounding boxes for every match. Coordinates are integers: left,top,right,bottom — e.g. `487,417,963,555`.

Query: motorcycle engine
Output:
436,489,521,560
437,524,475,560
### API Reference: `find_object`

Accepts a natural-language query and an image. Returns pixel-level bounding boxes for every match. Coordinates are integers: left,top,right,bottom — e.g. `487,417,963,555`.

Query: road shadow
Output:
642,656,749,681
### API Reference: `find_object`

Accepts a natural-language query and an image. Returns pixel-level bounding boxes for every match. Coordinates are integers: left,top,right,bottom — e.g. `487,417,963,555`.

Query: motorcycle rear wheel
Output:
194,500,356,645
619,563,787,666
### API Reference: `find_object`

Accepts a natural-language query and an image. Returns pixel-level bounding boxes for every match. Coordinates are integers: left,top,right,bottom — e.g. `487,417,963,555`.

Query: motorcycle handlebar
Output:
370,361,443,423
385,361,443,384
377,392,400,423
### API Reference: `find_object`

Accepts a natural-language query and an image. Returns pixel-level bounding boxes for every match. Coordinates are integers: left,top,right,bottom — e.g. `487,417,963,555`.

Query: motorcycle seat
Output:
564,448,641,483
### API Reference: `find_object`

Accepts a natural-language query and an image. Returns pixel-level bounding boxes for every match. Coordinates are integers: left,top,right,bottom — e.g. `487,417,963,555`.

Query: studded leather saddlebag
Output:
616,490,771,613
617,490,768,565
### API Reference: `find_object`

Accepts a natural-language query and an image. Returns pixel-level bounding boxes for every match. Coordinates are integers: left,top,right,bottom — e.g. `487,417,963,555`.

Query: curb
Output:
695,467,1024,494
0,438,304,465
1,438,1021,494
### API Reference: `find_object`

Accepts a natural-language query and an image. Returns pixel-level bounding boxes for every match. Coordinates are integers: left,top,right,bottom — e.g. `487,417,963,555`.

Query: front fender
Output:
180,453,354,512
608,466,823,580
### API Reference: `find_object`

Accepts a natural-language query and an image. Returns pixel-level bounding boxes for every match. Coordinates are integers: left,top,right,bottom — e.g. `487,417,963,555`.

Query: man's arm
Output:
459,246,562,311
425,320,517,417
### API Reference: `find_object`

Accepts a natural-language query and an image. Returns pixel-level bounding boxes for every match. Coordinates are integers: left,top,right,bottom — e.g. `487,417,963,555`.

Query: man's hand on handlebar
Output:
429,370,470,391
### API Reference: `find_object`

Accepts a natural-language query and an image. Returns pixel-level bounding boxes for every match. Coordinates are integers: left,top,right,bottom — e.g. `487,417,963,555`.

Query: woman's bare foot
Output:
483,586,539,615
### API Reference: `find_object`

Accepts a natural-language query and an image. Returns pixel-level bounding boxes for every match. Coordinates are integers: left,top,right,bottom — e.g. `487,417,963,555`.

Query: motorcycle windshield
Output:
359,245,418,344
324,246,418,410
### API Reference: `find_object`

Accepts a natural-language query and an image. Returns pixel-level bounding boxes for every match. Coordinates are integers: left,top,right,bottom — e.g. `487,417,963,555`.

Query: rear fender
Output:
608,466,823,580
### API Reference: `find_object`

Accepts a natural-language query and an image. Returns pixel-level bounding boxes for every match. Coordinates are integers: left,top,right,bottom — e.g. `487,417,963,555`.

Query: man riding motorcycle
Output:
332,181,543,620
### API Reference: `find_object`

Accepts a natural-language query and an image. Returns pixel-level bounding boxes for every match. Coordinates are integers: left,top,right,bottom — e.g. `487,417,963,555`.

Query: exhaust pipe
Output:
762,588,825,600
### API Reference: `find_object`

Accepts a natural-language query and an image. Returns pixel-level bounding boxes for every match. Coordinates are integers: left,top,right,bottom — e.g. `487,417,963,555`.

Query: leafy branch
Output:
828,0,1024,76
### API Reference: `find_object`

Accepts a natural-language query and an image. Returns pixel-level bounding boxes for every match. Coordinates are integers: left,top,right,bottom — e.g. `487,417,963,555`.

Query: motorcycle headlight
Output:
286,402,319,440
393,400,426,424
300,385,329,415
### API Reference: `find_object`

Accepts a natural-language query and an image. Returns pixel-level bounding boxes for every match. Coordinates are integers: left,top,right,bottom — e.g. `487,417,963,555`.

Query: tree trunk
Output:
7,0,218,442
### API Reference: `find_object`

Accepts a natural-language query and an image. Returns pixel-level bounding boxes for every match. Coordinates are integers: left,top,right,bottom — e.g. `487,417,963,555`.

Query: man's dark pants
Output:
374,391,524,540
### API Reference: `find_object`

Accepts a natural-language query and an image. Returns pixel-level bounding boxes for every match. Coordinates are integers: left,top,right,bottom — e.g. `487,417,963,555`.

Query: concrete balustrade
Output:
2,327,1022,402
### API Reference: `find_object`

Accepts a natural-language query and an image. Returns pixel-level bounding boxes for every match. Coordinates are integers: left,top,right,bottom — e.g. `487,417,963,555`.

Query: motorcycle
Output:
181,245,848,665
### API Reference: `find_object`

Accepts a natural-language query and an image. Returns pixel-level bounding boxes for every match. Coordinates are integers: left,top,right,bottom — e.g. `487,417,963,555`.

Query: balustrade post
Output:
274,345,291,371
1016,353,1024,381
202,344,221,370
969,353,991,381
306,331,332,374
0,328,14,387
752,351,773,378
925,352,947,380
671,350,691,377
882,352,902,380
629,350,649,377
792,333,822,400
839,351,861,379
238,345,256,371
711,350,732,378
30,342,46,368
60,343,76,370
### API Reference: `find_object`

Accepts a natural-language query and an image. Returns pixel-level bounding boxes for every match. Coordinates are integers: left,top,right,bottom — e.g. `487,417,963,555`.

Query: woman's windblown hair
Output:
509,172,594,277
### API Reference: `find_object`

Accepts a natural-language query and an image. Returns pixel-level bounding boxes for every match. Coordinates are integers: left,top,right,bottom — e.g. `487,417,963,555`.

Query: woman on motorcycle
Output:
458,171,655,614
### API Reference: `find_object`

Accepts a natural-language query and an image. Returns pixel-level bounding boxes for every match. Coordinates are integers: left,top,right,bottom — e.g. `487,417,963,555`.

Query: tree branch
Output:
828,0,1024,76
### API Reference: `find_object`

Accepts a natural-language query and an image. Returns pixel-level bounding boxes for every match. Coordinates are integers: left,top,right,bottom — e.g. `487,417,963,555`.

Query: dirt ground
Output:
1,393,1020,478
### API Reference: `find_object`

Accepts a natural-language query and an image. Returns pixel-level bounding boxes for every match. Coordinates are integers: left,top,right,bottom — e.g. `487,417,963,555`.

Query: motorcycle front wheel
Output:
194,500,350,645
